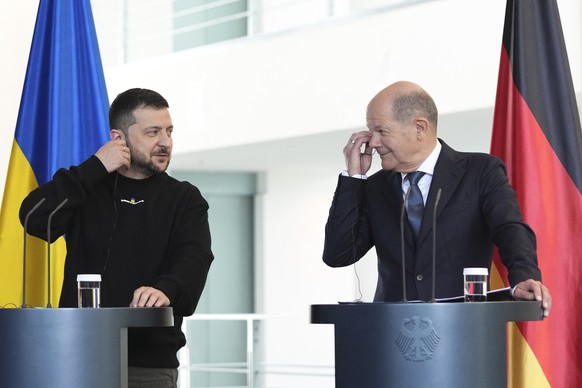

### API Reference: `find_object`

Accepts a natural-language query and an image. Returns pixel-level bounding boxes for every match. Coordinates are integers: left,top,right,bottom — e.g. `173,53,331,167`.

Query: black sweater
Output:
20,156,214,367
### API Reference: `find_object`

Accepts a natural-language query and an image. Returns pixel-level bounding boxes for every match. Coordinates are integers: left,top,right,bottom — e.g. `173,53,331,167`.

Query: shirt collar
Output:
402,140,442,180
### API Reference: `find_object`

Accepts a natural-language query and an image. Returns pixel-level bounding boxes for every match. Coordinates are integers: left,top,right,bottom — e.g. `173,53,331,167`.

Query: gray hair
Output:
392,89,438,127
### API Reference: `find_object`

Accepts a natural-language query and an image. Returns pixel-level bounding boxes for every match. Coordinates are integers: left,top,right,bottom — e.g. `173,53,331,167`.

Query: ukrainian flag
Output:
0,0,109,308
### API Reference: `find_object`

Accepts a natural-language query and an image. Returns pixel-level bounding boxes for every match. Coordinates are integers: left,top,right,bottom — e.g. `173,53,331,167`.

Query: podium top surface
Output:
311,301,543,325
0,307,174,328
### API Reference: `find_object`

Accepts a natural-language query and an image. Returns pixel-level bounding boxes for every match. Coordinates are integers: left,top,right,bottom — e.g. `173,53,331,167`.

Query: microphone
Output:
400,186,412,302
46,198,69,308
431,188,442,303
21,197,46,308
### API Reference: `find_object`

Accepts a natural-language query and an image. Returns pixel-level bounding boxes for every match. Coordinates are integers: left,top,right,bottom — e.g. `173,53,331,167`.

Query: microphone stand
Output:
431,188,442,303
21,197,46,308
46,199,68,308
400,186,412,303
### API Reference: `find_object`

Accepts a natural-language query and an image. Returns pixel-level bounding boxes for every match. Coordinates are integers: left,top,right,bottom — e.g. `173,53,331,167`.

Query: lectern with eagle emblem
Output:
311,301,542,388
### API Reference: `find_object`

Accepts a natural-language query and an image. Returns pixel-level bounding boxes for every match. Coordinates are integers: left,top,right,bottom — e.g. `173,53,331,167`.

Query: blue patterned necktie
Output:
406,171,426,240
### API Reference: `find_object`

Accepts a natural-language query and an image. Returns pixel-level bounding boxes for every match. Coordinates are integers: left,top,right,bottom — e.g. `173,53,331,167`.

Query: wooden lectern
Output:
0,307,173,388
311,301,542,388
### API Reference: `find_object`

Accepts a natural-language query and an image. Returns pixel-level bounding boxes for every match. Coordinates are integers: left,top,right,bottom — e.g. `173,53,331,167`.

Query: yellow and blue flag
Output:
0,0,109,308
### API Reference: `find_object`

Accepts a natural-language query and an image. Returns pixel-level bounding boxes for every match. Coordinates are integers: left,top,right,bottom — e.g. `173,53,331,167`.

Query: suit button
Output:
416,274,424,281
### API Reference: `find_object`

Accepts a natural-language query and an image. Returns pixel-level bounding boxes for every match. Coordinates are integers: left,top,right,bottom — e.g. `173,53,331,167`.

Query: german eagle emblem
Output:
394,316,441,362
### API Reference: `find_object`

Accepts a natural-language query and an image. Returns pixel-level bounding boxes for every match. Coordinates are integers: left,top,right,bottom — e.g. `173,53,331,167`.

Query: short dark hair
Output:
109,88,169,133
392,89,438,127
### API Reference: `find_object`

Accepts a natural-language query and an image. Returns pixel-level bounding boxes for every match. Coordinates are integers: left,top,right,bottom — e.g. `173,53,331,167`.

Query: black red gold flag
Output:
491,0,582,386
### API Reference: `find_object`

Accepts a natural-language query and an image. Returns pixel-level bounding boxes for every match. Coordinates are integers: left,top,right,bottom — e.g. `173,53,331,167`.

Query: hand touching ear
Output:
95,139,130,172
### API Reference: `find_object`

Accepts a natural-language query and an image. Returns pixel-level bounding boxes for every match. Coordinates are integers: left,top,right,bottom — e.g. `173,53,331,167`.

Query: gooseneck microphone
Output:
400,186,412,303
46,198,69,308
22,197,46,308
431,188,442,303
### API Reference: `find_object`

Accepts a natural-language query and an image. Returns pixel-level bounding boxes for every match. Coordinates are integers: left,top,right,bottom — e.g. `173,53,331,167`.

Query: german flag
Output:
491,0,582,386
0,0,109,308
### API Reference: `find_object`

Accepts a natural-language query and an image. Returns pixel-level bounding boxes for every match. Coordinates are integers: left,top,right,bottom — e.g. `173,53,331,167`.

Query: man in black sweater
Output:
20,88,214,387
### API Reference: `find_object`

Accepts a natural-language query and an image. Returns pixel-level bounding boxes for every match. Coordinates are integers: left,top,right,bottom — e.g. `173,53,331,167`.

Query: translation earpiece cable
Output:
101,172,119,275
351,179,364,303
348,146,375,303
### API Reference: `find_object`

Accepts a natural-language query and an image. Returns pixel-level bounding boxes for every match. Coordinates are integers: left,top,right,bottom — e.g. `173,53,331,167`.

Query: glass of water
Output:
77,274,101,308
463,268,488,302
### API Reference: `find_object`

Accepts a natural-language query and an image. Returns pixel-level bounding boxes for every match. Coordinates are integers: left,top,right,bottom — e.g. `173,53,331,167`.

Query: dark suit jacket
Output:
323,140,541,302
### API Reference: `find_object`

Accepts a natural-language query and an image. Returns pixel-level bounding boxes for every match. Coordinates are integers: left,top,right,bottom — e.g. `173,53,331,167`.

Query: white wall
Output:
1,0,581,386
104,0,511,154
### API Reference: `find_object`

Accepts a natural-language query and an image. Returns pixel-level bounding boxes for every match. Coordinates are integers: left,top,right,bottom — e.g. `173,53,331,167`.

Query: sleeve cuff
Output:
341,170,367,180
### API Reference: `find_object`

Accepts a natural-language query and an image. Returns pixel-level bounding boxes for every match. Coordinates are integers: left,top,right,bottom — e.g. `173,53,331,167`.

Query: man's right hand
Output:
95,139,131,173
344,131,373,176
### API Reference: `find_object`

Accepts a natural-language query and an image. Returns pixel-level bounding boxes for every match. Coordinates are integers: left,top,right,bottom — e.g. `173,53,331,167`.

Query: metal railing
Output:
91,0,429,65
178,313,268,388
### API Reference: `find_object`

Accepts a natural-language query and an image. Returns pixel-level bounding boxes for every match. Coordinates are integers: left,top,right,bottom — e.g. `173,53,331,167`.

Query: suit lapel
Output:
418,140,466,244
377,170,413,242
381,170,404,224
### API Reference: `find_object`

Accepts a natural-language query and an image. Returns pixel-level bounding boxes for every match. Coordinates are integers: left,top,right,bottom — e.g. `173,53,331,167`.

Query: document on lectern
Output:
435,287,512,303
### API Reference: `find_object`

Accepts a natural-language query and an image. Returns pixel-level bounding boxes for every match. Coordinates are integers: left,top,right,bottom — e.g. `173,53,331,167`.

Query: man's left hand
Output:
512,279,552,317
130,286,170,308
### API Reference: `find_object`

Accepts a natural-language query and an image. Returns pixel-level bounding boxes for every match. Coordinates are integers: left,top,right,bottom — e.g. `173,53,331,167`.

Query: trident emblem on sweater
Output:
394,316,441,362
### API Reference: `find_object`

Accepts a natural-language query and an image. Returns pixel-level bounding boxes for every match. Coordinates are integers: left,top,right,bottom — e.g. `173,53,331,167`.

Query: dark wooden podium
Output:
311,301,543,388
0,307,173,388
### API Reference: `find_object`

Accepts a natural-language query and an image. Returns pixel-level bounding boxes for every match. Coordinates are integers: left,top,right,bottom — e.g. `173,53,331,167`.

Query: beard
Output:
126,140,170,176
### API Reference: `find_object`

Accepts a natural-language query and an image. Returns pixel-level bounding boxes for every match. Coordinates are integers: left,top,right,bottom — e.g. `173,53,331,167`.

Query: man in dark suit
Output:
323,81,552,317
